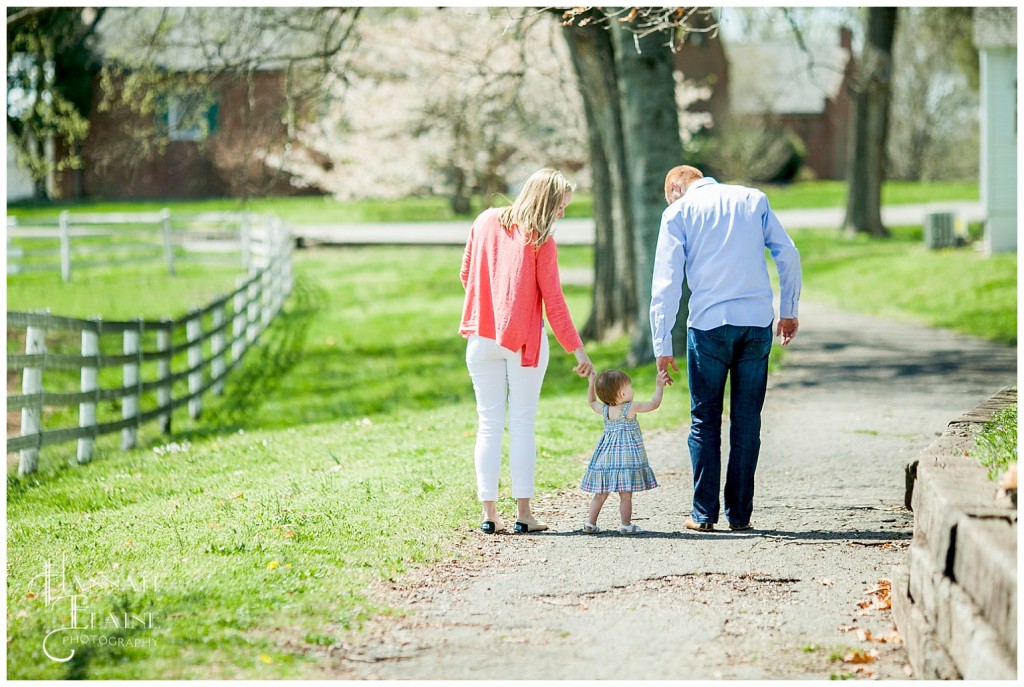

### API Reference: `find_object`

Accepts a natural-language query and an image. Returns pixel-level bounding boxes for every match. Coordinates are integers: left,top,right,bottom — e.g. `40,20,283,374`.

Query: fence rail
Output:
7,215,293,475
7,210,275,280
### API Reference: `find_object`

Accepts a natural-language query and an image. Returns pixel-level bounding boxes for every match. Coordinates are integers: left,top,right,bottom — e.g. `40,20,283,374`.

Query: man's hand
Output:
656,356,678,386
776,318,799,346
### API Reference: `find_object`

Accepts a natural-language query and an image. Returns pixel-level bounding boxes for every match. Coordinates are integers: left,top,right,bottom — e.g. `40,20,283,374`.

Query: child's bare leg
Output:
618,492,633,525
588,493,609,525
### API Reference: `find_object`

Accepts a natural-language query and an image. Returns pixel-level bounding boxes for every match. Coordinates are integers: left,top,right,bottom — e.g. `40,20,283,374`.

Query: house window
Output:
165,93,218,142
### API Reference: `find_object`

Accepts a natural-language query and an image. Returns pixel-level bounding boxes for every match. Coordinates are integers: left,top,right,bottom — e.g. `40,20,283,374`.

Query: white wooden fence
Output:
7,216,293,475
7,209,279,279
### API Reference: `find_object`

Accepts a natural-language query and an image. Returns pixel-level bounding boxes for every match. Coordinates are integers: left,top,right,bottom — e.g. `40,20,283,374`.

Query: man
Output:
650,165,801,532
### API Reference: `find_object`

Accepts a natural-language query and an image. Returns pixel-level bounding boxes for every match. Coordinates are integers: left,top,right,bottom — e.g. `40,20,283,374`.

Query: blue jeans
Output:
686,324,772,526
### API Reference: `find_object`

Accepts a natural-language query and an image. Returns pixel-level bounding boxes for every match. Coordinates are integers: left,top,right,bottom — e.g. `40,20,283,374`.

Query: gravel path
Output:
320,300,1016,680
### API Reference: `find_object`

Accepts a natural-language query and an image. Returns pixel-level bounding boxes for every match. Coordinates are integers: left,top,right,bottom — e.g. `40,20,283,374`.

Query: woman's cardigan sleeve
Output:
536,239,583,354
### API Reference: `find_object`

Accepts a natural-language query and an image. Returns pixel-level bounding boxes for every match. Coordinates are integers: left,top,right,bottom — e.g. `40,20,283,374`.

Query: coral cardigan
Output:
460,208,583,367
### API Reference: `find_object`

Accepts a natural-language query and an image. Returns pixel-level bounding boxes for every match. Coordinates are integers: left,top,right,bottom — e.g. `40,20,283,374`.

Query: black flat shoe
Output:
480,520,506,534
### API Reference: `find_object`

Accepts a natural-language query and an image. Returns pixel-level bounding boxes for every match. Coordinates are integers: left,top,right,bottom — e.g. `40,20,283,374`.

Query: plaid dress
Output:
580,401,659,493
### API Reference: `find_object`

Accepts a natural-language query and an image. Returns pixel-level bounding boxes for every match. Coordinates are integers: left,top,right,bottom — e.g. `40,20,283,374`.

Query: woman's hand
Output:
572,347,593,378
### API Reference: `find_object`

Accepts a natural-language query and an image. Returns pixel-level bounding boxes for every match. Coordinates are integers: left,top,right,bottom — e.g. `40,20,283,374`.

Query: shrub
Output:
972,404,1017,480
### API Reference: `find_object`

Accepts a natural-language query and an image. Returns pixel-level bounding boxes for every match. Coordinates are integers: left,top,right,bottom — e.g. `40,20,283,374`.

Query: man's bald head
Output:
664,165,704,204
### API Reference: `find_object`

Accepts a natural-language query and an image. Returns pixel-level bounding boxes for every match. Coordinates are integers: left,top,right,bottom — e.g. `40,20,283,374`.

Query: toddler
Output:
580,368,668,534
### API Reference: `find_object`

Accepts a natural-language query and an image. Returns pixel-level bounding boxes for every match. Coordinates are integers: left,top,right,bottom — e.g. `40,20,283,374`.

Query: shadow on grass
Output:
178,274,328,440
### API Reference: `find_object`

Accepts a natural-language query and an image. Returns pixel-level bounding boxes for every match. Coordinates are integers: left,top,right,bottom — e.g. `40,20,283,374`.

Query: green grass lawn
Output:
7,179,979,224
6,245,691,679
6,197,1015,678
791,225,1017,345
6,260,245,320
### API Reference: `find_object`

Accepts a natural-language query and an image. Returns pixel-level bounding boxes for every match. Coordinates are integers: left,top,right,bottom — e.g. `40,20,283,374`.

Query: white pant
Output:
466,333,549,501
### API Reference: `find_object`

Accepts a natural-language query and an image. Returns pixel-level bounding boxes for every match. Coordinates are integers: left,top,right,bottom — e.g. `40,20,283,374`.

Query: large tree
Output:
7,7,106,198
561,13,635,344
843,7,898,237
561,8,705,364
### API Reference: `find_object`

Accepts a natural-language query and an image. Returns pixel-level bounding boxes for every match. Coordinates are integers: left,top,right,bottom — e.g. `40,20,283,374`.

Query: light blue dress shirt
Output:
650,177,802,358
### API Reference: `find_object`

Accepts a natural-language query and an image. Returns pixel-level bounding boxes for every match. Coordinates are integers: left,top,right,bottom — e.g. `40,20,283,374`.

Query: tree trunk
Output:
562,17,635,342
612,26,683,365
843,7,898,237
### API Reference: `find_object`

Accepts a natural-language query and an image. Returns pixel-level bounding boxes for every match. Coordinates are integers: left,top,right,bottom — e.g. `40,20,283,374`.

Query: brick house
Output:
55,9,323,201
675,25,856,180
65,71,318,200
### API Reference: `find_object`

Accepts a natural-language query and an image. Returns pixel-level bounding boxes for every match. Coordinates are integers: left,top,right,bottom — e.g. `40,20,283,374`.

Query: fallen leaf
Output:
821,578,834,586
843,649,877,664
856,628,872,642
260,653,273,664
875,631,903,645
838,624,857,632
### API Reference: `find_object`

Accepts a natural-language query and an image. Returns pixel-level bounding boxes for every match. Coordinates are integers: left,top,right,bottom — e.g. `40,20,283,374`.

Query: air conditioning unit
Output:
924,212,956,249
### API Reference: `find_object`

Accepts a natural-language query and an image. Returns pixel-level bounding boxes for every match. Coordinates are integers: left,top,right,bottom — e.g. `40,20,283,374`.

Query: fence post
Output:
283,222,294,297
19,324,46,475
59,210,71,282
157,321,172,434
261,259,273,329
121,320,141,450
232,277,247,362
272,218,285,315
8,216,22,276
241,213,252,271
247,274,260,343
211,304,226,395
161,208,175,276
187,312,203,419
77,321,99,464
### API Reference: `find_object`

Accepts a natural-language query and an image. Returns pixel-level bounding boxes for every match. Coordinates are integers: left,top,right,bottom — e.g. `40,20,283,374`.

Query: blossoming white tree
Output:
268,8,589,211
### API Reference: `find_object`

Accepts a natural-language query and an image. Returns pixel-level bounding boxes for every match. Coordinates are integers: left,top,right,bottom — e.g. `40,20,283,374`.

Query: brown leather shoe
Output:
684,517,714,532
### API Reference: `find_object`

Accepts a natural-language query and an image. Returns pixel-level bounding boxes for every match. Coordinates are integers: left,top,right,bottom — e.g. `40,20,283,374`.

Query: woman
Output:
460,167,593,535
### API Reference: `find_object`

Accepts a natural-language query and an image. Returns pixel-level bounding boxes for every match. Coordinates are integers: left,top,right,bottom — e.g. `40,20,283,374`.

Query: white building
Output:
6,122,36,202
973,8,1017,254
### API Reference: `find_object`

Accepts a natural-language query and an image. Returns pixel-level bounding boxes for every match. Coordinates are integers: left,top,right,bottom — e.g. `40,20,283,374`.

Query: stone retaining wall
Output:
892,385,1017,679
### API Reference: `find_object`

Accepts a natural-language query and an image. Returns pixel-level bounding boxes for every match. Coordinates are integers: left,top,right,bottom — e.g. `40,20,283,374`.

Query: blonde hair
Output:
664,165,704,204
499,168,575,247
595,369,631,406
